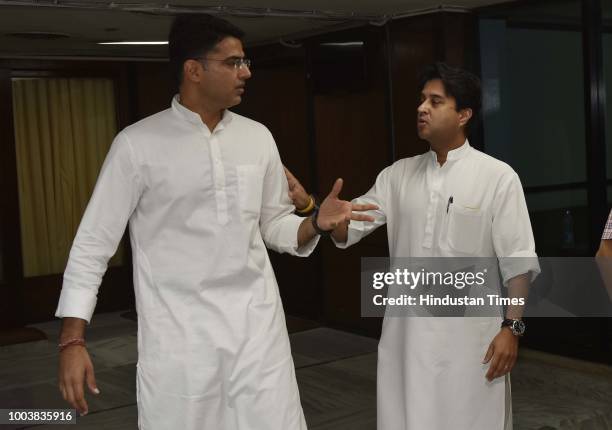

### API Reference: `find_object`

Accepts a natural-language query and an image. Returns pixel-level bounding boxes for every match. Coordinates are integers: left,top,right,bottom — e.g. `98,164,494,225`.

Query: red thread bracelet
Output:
58,338,86,352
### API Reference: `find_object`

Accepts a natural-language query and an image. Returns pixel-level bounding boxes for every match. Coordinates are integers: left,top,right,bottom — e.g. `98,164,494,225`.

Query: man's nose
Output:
238,65,251,79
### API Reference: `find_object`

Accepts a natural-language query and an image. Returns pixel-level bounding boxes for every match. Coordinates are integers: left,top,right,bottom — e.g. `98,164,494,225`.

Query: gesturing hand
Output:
316,178,378,231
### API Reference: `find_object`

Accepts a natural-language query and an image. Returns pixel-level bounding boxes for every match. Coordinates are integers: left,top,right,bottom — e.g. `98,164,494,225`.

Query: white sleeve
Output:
492,171,540,285
259,132,319,256
333,165,390,249
55,133,143,323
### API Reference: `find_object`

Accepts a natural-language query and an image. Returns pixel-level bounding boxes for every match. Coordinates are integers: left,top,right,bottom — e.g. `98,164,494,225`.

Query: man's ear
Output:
458,108,473,128
183,59,203,84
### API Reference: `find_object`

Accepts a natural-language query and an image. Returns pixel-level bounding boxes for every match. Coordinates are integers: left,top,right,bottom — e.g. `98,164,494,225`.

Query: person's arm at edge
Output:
596,238,612,300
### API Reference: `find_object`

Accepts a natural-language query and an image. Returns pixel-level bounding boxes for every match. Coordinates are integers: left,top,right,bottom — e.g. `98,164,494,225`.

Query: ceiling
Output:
0,0,512,59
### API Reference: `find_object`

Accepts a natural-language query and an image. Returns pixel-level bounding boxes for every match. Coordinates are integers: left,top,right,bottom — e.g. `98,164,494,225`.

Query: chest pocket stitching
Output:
236,164,265,216
446,203,485,255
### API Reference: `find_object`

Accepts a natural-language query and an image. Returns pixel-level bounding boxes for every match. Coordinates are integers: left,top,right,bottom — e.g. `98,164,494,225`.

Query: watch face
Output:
512,320,526,335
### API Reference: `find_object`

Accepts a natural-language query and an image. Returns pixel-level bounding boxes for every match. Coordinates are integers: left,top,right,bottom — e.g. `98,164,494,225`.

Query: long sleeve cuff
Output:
264,214,320,257
55,282,98,324
292,215,320,256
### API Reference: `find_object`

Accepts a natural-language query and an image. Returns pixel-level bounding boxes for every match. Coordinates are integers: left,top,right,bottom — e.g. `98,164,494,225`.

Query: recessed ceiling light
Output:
98,41,168,45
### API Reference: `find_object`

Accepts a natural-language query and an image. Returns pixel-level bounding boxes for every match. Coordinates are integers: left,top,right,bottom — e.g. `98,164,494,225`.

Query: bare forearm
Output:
505,273,530,320
59,317,87,342
297,216,318,247
331,221,349,243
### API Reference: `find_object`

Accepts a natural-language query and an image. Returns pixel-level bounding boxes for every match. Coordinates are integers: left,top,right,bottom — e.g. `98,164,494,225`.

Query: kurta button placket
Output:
422,161,441,249
208,133,228,224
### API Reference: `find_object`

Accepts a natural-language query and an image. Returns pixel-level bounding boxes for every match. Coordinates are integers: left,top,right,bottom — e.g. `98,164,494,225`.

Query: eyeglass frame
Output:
192,56,252,70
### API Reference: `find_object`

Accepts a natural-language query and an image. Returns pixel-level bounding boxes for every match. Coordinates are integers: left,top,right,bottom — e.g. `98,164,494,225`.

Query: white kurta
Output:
336,141,540,430
56,96,318,430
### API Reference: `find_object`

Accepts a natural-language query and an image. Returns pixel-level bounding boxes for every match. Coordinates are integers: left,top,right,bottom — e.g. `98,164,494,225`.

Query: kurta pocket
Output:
447,205,485,254
236,165,264,217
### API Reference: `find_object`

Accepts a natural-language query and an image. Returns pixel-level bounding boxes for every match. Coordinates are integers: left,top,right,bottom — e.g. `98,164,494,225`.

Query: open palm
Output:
317,178,378,231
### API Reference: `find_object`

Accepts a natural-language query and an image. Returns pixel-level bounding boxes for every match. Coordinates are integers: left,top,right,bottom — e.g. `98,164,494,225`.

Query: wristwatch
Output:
501,319,525,336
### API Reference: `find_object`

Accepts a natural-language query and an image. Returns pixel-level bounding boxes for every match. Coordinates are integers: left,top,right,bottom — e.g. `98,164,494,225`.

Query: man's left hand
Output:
482,328,518,381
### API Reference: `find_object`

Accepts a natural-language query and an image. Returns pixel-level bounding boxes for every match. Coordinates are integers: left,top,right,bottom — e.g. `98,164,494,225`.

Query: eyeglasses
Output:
194,57,252,70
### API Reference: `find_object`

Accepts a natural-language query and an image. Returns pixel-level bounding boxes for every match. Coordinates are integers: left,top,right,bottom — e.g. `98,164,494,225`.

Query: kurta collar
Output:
171,94,233,131
429,139,471,164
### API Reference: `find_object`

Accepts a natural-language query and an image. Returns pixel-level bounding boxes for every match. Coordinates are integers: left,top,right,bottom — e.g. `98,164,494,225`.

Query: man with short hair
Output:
288,63,540,429
56,14,375,430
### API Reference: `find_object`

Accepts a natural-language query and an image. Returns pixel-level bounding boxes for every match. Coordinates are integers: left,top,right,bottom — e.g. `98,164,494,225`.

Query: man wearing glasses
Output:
55,14,376,430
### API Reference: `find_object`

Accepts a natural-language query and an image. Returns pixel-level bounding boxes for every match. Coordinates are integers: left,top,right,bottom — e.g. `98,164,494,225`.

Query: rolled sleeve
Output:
333,225,360,249
492,171,541,285
498,252,541,286
332,218,373,249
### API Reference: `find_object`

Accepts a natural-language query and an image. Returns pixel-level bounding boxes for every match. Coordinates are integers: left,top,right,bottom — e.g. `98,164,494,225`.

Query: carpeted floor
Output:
0,311,610,429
